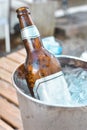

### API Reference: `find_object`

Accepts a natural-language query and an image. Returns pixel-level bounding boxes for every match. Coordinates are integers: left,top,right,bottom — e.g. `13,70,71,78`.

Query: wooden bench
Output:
0,49,26,130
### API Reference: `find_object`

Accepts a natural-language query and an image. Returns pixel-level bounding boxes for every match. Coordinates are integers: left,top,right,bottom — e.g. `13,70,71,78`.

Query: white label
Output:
21,25,40,40
33,71,72,106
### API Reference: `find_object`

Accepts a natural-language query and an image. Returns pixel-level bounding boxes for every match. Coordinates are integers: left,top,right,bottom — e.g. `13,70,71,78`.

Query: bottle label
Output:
21,25,40,40
33,71,72,106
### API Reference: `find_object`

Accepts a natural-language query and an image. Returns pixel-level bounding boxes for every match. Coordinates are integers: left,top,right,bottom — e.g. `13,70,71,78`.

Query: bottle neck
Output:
18,13,34,29
18,11,42,51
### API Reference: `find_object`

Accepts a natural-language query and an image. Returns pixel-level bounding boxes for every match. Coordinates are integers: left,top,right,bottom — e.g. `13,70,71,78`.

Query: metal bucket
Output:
12,55,87,130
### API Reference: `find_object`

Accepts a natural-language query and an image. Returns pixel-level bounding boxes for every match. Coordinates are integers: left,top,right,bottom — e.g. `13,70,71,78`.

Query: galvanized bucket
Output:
12,55,87,130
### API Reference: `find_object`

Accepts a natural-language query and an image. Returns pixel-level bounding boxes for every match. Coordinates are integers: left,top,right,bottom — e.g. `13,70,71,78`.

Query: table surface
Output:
0,49,26,130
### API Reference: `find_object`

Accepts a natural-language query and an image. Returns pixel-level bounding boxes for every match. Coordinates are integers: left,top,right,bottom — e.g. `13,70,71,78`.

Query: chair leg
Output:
5,23,11,53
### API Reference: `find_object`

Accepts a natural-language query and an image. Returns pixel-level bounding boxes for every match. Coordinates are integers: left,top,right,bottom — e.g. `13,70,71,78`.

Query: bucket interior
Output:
13,55,87,106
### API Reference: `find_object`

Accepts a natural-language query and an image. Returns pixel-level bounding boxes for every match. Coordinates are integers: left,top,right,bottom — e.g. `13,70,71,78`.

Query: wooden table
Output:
0,49,26,130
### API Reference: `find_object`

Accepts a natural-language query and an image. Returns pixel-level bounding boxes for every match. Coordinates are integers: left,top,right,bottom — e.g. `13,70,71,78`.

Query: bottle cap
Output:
16,7,31,17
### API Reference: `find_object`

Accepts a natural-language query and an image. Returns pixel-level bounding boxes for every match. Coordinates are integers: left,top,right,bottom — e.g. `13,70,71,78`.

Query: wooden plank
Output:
7,52,25,64
0,80,18,106
0,97,23,130
0,57,19,73
0,119,14,130
0,68,11,83
17,48,26,56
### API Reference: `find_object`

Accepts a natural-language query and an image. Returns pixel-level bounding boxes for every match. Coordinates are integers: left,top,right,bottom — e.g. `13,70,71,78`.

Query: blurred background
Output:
0,0,87,57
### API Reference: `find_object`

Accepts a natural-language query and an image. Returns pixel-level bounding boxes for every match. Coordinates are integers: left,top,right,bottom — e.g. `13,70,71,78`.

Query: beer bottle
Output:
16,7,71,105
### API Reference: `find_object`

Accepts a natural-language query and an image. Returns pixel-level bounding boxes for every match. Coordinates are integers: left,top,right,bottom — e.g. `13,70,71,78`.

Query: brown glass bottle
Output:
16,7,71,105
